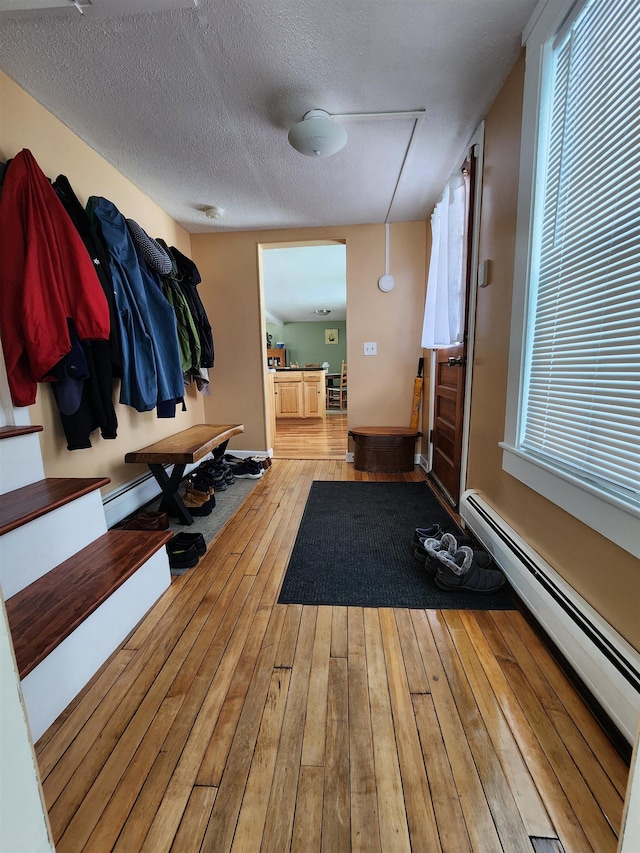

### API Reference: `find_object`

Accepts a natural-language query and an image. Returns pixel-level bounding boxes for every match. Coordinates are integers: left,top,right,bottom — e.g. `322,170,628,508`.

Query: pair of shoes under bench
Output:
224,456,263,479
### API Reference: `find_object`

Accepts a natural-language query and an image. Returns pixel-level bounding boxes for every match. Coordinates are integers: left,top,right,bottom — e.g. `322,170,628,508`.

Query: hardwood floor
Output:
273,413,348,460
35,456,629,852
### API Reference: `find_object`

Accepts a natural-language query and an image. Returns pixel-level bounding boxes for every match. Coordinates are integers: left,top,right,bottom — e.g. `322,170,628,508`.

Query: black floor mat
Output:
278,481,516,610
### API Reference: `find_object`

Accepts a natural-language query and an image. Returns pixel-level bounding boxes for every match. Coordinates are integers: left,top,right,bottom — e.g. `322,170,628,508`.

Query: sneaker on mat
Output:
224,455,263,475
251,455,271,469
230,461,263,479
411,523,443,548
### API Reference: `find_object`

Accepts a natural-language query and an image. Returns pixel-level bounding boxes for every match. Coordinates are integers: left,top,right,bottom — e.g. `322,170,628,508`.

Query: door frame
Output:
427,121,485,502
257,239,347,455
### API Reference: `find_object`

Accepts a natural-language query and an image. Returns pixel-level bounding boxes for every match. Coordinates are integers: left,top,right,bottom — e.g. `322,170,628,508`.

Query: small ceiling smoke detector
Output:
204,205,224,219
314,308,331,316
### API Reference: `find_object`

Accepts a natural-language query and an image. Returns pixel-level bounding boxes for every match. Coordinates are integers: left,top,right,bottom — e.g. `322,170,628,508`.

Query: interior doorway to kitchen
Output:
259,240,347,460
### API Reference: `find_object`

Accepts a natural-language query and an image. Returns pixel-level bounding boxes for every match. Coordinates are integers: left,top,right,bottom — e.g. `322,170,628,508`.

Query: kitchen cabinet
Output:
274,374,304,417
274,370,326,419
302,371,325,417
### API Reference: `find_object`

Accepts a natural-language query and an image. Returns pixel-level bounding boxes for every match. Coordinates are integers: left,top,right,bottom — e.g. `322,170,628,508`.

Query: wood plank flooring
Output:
273,413,347,460
34,444,629,852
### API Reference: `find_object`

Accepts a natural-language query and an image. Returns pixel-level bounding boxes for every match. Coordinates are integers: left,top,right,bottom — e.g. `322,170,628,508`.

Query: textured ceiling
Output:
0,0,537,238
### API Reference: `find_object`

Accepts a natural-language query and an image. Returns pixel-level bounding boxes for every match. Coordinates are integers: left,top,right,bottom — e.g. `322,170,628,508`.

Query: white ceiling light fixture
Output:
288,108,425,159
288,110,348,159
314,308,331,316
204,205,224,220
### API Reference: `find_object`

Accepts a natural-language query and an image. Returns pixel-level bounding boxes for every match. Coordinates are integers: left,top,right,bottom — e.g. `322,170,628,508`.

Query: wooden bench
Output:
125,423,245,524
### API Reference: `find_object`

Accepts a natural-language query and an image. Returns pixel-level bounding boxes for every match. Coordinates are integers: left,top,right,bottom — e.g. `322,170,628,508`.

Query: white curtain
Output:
421,174,469,348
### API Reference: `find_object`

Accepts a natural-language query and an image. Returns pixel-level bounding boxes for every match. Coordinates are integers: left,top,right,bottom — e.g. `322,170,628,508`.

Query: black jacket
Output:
167,244,215,369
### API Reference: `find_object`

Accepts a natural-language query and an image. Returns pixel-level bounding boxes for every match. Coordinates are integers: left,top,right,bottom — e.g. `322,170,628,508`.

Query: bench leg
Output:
211,439,230,462
148,463,194,525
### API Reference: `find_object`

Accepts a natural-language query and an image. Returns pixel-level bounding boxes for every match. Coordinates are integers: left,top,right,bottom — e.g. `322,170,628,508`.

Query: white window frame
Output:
501,0,640,559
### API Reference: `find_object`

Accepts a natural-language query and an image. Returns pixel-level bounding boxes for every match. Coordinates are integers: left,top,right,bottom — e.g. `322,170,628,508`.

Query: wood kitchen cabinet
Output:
274,374,304,417
302,371,325,417
274,371,326,418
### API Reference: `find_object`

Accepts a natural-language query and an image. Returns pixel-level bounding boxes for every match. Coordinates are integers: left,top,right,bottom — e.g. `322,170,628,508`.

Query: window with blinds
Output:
520,0,640,511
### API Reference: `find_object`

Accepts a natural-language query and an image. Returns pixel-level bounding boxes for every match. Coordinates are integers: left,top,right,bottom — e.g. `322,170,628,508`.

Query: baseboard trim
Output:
460,489,640,745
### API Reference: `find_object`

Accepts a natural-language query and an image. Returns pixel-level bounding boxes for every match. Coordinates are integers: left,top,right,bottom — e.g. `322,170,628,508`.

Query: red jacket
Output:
0,149,110,407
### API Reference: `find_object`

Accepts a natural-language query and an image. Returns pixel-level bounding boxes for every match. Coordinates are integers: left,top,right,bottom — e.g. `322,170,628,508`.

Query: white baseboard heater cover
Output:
460,489,640,745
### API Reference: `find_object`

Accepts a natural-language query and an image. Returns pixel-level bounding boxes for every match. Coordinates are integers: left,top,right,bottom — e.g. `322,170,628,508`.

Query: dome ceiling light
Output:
314,308,331,316
204,205,224,219
288,110,347,159
288,108,426,159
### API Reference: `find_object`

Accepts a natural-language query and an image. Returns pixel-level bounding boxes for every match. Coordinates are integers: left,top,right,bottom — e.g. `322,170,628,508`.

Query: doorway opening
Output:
259,240,347,460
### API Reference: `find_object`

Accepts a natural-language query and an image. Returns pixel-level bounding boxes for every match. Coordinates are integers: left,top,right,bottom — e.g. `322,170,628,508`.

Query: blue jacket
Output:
88,197,184,412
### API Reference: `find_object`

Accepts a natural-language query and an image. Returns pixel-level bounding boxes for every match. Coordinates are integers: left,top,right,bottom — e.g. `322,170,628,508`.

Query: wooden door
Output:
429,150,476,507
430,345,465,504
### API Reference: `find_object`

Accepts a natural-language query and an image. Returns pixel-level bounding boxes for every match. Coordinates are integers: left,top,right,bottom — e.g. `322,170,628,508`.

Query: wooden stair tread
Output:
0,424,43,440
5,529,172,679
0,477,110,536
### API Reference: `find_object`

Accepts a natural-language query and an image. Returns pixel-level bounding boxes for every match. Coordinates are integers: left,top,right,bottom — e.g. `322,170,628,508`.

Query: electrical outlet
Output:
364,342,377,356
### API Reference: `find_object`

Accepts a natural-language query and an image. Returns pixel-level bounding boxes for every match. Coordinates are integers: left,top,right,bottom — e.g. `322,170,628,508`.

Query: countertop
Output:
274,367,326,371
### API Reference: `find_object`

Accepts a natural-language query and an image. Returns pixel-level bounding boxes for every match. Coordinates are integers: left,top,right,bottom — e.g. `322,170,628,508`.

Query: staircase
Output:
0,424,172,742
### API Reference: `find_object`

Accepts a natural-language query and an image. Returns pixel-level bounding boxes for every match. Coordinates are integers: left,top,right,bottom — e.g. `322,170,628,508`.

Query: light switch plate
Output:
364,342,377,355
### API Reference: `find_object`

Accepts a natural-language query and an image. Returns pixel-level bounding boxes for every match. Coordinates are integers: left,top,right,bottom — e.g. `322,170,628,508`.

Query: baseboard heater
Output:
460,489,640,745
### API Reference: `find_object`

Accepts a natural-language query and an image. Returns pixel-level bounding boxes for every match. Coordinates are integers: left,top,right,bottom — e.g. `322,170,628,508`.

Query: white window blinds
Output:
521,0,640,508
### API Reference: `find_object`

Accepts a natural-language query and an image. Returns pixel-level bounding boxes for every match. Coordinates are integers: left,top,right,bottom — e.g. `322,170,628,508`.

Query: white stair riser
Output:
0,433,45,494
20,549,171,742
1,492,108,598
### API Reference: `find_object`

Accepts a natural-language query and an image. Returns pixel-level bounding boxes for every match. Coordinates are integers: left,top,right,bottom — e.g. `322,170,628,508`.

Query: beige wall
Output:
0,72,205,492
466,53,640,651
5,62,634,651
191,221,427,453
